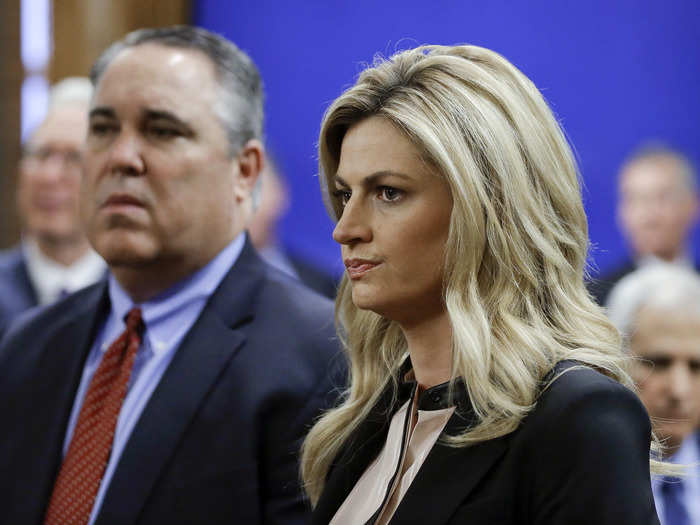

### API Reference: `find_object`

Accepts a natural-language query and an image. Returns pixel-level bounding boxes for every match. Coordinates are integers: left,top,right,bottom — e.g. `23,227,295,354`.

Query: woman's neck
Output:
400,309,453,388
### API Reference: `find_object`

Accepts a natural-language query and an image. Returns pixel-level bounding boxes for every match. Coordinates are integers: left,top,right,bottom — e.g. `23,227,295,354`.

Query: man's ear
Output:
234,139,264,202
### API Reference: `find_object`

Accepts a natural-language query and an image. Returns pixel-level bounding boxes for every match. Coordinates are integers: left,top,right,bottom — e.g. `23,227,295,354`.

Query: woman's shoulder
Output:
520,360,651,442
500,362,657,523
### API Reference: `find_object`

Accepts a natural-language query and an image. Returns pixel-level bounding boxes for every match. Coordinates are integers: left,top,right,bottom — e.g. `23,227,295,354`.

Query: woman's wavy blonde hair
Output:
301,44,662,504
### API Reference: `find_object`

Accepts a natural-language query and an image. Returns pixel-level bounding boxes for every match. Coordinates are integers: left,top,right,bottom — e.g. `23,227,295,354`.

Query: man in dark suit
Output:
607,264,700,524
0,26,341,525
0,78,105,332
589,145,698,305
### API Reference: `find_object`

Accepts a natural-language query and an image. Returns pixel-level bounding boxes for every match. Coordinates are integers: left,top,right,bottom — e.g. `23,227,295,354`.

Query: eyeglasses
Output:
22,147,83,169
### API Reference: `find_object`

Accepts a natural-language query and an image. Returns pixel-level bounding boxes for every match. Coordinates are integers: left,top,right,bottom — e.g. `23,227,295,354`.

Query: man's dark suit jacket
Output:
288,254,339,300
0,240,343,524
587,259,637,305
312,361,659,524
0,246,39,332
588,258,700,305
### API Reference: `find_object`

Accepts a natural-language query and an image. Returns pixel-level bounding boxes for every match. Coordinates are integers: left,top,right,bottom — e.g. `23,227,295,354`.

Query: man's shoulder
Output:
241,263,340,366
0,245,37,325
0,245,24,271
257,263,335,321
0,246,28,288
587,259,637,304
0,280,105,350
287,254,339,299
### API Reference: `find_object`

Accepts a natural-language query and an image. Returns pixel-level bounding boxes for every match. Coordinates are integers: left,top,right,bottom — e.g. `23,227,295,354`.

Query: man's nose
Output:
39,155,69,182
332,197,372,245
106,131,145,176
668,362,692,403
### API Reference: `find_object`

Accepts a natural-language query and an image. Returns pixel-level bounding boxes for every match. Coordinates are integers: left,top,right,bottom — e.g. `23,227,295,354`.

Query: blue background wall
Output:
195,0,700,276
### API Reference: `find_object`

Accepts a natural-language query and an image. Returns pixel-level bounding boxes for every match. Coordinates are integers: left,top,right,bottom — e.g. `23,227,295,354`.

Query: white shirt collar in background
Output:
23,237,106,305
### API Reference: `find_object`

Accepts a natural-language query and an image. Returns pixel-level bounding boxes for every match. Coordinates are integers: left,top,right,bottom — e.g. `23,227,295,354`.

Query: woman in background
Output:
302,44,660,524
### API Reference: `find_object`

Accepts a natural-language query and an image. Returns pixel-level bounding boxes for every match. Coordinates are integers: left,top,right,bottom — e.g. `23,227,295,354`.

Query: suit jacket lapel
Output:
15,252,39,308
97,240,265,524
388,363,575,524
388,413,509,524
311,383,398,525
312,375,510,525
18,284,109,523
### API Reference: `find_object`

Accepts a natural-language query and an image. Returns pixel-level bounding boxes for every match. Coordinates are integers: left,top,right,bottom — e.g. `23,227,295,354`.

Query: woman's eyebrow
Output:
334,170,412,187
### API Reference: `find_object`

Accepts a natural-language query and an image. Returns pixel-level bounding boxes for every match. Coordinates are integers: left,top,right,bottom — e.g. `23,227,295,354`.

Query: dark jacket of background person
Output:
312,361,659,525
0,247,38,330
0,77,104,335
0,241,343,524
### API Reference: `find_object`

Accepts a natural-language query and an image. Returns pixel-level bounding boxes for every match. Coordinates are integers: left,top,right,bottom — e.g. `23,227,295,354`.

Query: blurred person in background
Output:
608,264,700,525
0,77,105,331
590,145,698,305
248,154,338,298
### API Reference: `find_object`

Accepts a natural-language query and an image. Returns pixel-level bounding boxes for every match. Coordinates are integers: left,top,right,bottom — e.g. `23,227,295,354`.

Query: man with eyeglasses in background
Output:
0,78,105,333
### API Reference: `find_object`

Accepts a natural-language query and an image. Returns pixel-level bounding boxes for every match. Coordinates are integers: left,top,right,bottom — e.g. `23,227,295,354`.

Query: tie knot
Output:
124,307,144,333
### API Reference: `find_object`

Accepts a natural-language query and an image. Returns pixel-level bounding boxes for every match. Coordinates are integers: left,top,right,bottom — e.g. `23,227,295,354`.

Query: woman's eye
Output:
378,186,402,202
332,189,351,206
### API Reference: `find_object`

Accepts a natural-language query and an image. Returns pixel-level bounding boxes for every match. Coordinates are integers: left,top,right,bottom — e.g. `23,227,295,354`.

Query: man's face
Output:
82,44,251,278
630,305,700,452
17,105,88,243
618,156,698,260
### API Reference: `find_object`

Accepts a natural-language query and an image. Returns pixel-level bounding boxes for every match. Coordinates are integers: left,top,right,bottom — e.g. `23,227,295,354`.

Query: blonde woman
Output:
301,45,659,524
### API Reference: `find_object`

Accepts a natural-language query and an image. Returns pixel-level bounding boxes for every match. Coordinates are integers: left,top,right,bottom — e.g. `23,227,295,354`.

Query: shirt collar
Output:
106,232,246,356
637,251,693,269
23,237,106,305
396,357,473,414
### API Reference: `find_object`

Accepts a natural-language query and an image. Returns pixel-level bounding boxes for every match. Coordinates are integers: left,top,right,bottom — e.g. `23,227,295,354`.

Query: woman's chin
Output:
351,287,383,314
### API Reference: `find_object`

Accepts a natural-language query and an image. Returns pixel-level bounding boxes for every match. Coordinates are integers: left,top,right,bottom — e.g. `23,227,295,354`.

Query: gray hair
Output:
606,264,700,340
49,77,92,109
90,25,264,157
621,142,697,192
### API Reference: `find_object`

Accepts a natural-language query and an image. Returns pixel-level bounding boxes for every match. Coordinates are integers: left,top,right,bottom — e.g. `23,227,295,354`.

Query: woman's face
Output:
332,116,453,325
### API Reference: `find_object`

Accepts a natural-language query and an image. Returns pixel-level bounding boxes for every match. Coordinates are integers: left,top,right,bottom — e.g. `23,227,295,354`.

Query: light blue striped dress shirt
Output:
61,233,245,525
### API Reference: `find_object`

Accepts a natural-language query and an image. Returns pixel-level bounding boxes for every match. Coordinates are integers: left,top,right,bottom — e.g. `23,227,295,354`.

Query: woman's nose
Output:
332,197,372,245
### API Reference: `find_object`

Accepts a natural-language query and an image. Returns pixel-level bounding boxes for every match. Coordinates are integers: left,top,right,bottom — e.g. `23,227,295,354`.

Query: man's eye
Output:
332,189,351,206
89,122,116,136
378,186,402,202
150,127,180,139
644,356,672,370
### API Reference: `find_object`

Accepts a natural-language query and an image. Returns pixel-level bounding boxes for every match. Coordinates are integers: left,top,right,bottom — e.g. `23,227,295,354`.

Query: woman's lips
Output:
344,258,381,279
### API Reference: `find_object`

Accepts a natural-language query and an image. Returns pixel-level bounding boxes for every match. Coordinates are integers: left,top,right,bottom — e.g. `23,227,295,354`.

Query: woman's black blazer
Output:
311,361,660,524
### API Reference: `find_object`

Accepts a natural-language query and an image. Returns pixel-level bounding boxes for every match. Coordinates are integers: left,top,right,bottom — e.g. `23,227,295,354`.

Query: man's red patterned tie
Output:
44,307,144,525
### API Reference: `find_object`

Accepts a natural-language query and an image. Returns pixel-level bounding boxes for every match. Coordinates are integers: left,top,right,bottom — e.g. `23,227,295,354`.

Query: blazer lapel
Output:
388,413,509,525
388,360,578,524
14,252,39,308
97,240,264,524
17,284,109,523
311,383,400,525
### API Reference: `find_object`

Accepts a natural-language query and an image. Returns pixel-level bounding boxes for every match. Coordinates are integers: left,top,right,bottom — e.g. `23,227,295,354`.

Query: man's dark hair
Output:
90,25,263,155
